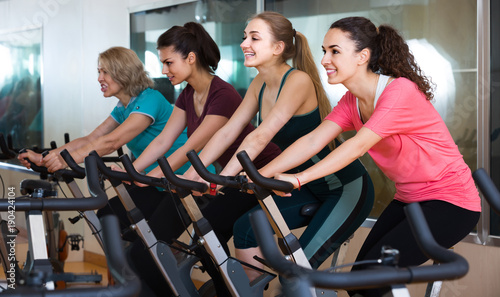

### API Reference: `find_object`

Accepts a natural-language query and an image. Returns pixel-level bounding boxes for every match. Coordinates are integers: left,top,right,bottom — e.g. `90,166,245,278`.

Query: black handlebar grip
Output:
60,149,86,176
64,132,70,144
186,150,241,188
88,150,133,183
157,157,208,193
473,168,500,215
50,141,57,149
236,150,294,193
119,154,165,188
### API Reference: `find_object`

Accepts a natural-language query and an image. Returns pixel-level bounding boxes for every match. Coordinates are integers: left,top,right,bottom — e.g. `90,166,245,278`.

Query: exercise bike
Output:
250,200,469,297
0,155,109,291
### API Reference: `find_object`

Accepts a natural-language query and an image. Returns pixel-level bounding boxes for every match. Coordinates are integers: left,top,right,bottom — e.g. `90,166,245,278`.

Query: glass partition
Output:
0,27,43,158
267,0,478,218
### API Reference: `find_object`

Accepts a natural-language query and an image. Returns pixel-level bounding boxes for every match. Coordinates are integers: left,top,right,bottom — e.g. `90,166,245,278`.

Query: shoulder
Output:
284,69,314,90
211,76,238,93
382,77,425,103
137,88,168,104
386,77,418,93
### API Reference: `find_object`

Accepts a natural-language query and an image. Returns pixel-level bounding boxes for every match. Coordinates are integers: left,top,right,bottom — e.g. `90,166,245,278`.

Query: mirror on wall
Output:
0,27,43,162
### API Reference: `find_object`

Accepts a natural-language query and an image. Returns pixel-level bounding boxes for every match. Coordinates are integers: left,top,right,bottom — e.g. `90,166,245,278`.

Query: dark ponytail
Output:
331,17,434,101
157,22,220,73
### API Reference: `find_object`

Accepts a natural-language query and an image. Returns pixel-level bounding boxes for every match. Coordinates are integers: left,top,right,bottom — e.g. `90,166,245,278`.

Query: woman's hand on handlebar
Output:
110,164,132,185
181,167,210,196
43,151,68,172
273,173,297,197
17,149,43,169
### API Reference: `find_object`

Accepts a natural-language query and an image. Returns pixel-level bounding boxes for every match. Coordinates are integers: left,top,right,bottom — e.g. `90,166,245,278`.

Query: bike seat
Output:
20,179,56,197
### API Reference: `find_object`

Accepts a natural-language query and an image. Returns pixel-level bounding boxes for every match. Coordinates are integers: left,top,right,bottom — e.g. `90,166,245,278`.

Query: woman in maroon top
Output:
128,22,280,296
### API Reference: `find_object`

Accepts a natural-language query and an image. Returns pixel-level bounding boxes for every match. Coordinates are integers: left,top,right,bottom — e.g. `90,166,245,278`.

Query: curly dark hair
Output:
330,17,434,101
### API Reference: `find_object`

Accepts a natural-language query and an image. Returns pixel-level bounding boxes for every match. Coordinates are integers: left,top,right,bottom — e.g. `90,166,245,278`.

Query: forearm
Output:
295,137,367,186
134,135,175,172
220,131,269,176
259,135,320,178
67,137,119,164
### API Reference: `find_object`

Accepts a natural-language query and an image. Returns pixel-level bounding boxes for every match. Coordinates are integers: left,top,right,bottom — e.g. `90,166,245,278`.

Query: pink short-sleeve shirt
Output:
325,77,480,212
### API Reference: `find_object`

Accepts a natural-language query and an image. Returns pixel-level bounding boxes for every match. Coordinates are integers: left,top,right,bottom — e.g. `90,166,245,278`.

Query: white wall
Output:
0,0,159,257
0,0,131,147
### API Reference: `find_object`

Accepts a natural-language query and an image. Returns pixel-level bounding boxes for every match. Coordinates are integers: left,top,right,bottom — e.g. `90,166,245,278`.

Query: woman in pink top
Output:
260,16,481,296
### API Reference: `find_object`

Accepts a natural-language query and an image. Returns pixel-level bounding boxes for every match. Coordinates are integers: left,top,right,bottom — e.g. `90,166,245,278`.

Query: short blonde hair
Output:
98,47,154,97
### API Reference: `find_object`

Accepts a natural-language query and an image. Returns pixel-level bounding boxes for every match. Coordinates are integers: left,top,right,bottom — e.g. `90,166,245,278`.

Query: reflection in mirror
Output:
0,27,43,162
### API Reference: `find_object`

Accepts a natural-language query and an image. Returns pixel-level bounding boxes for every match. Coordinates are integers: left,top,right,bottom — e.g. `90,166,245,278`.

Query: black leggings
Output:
348,200,480,297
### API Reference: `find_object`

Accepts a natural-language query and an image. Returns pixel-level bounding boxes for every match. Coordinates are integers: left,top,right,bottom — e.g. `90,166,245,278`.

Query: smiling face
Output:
240,18,279,68
321,28,363,85
158,46,192,85
97,64,124,98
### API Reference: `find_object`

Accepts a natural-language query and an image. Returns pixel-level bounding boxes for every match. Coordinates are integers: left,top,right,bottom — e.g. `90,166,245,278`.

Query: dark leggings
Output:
348,199,480,297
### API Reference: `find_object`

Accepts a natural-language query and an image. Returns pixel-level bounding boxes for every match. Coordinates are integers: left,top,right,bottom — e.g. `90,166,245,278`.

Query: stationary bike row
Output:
0,155,139,295
120,148,342,297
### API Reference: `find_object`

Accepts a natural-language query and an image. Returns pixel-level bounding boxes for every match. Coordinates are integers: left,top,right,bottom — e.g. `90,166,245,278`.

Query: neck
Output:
116,93,132,108
188,70,213,93
258,62,291,89
344,71,379,103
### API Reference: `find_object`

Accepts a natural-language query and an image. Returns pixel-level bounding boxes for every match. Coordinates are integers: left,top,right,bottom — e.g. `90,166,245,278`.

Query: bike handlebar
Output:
186,150,243,188
250,202,468,291
156,157,208,193
60,149,86,177
18,148,84,180
236,150,294,193
119,154,166,188
86,150,135,185
0,155,107,211
472,168,500,215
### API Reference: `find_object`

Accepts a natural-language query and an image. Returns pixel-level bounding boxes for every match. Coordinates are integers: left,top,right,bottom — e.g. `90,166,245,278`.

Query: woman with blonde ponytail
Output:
184,11,374,281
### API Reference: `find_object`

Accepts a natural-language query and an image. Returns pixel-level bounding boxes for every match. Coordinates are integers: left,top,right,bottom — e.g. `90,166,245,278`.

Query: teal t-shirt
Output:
110,88,190,174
